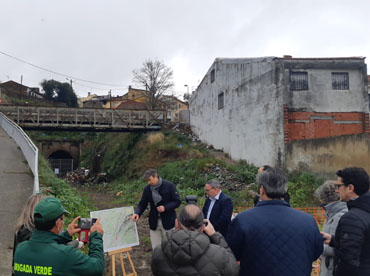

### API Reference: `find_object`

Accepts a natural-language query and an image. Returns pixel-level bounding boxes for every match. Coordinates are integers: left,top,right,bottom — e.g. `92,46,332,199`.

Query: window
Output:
218,92,224,109
332,72,349,90
211,69,215,83
290,72,308,91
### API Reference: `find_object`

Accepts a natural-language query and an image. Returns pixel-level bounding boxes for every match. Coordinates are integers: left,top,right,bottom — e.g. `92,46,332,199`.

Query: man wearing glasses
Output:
322,167,370,276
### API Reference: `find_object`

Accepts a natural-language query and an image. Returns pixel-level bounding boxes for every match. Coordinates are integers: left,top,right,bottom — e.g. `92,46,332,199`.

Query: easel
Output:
108,247,137,276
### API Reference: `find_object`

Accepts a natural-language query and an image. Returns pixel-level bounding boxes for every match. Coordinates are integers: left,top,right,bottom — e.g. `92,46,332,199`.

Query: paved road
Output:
0,127,33,276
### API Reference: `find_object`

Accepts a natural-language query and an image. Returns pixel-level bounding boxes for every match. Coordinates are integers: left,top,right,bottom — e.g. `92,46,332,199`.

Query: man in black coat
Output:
202,179,233,237
322,167,370,276
131,168,181,249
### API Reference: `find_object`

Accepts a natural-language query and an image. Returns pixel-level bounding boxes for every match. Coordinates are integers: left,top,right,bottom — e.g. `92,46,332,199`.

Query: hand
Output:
131,214,139,222
67,216,81,236
321,232,331,245
203,219,216,236
157,206,165,213
90,218,104,235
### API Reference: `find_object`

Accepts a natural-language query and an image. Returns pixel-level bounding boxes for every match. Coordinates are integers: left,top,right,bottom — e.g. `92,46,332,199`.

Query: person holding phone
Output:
13,197,104,276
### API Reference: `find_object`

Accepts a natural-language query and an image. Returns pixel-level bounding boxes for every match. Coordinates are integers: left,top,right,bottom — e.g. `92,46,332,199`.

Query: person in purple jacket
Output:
227,167,323,276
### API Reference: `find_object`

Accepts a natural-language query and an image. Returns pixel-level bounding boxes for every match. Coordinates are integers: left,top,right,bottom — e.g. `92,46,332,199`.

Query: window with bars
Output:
332,72,349,90
211,69,215,83
290,72,308,91
218,92,224,109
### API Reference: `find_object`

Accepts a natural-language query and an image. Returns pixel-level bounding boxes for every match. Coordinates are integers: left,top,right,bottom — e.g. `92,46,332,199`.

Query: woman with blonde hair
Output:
12,194,46,275
315,180,348,276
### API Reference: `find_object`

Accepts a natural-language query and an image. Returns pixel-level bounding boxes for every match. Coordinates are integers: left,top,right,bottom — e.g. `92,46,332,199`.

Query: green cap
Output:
34,197,70,223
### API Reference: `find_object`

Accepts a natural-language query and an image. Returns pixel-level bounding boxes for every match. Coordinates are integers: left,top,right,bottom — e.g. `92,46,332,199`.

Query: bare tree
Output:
132,59,174,109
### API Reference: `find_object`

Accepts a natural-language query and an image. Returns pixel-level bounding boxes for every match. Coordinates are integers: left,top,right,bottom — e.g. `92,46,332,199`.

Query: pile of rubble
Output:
199,163,254,192
64,168,107,185
172,123,202,144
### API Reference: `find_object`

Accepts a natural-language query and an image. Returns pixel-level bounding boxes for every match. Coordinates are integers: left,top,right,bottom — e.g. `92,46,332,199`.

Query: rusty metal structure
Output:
0,106,166,131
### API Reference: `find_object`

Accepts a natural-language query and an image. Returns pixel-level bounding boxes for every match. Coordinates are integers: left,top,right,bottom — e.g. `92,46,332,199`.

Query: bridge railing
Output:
0,112,39,194
0,105,167,131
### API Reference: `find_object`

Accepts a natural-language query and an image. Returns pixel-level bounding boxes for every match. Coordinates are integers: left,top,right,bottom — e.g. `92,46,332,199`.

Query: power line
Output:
0,49,128,88
72,80,128,92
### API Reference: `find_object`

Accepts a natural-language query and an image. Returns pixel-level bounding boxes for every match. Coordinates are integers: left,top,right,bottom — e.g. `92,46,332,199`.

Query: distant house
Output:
190,56,369,169
121,86,189,121
28,87,43,98
0,80,42,98
115,99,148,110
161,95,189,122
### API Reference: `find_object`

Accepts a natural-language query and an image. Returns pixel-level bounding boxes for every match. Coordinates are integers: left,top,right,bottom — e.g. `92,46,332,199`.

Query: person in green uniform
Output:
13,197,104,276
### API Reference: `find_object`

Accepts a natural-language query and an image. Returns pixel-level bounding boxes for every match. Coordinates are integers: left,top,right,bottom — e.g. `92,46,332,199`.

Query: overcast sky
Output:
1,0,369,99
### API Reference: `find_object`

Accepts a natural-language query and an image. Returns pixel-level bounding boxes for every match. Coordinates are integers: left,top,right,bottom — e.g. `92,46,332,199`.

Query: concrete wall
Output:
190,57,285,166
281,59,369,112
285,133,370,176
281,58,370,142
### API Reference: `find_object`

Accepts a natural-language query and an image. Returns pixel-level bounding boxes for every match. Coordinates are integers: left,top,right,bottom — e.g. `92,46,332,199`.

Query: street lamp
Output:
184,84,189,94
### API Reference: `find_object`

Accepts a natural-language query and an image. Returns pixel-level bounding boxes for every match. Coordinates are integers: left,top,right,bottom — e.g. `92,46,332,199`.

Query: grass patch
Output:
38,155,95,225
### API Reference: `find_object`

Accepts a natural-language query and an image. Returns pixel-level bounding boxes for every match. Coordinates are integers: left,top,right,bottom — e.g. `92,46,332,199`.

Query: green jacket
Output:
14,230,104,276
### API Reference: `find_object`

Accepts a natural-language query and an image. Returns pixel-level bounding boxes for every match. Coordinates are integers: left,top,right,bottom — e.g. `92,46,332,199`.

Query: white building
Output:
190,56,369,168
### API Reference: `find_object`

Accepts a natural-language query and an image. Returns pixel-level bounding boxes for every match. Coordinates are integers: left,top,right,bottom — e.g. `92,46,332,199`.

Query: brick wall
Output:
284,106,369,142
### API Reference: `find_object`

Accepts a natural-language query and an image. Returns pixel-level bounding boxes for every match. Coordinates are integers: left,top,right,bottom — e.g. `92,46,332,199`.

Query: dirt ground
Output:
75,184,154,276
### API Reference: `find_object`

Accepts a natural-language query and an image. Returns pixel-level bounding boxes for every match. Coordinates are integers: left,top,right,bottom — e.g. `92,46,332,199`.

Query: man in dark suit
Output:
131,168,181,249
202,179,233,237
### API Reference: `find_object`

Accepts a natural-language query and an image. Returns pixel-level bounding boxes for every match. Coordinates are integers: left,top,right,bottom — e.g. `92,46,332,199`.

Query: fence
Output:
0,112,39,194
49,159,74,177
235,206,325,276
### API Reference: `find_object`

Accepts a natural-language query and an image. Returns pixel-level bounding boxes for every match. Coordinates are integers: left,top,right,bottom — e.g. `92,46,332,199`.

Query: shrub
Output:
288,172,323,207
38,156,93,224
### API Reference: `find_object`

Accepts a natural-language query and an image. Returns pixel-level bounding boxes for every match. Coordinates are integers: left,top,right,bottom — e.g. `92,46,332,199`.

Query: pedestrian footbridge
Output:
0,105,167,132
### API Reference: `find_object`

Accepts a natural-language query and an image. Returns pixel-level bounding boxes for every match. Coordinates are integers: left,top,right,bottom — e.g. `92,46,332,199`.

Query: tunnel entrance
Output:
48,150,74,177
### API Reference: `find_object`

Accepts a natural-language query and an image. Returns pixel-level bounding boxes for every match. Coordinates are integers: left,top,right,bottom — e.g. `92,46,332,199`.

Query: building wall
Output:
284,67,368,113
281,59,369,142
1,81,29,97
284,109,370,142
285,133,370,176
190,58,285,166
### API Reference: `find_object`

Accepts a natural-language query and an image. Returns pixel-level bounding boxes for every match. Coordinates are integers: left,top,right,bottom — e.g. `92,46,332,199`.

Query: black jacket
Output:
202,192,233,237
135,180,181,230
152,230,239,276
330,192,370,276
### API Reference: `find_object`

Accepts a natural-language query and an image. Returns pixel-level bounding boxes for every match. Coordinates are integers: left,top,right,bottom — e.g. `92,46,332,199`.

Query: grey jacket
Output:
320,201,348,276
151,230,239,276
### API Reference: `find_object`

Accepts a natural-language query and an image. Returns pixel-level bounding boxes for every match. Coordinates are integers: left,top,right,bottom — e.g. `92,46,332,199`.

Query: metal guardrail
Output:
0,105,167,131
0,112,39,194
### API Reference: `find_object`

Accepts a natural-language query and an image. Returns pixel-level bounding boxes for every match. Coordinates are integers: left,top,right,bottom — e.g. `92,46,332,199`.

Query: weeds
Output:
38,155,95,225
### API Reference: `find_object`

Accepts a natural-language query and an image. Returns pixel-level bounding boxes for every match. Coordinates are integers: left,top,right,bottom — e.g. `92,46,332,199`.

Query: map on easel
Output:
90,206,139,253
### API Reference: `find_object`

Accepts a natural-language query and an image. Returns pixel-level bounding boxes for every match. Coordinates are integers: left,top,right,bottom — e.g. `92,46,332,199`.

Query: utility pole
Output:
20,75,23,96
109,90,112,109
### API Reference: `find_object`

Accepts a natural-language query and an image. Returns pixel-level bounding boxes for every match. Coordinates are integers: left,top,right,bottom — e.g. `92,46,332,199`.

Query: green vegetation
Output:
28,131,94,142
288,172,323,207
38,155,94,224
37,129,322,211
40,79,78,107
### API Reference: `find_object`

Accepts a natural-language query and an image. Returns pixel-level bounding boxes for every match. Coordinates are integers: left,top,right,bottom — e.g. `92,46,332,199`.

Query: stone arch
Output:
39,140,82,170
